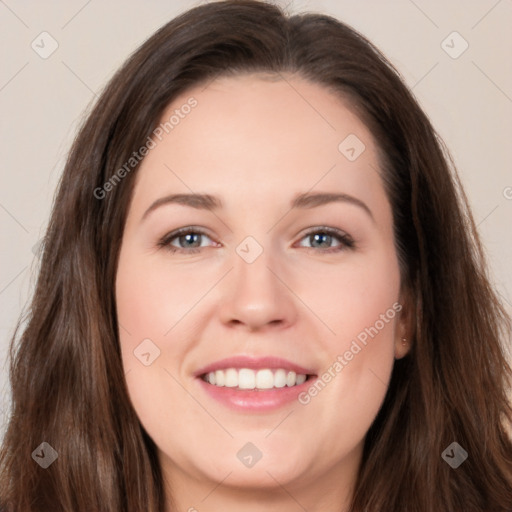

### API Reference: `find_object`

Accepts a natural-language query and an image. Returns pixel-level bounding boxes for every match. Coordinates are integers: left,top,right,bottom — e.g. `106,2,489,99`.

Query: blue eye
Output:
297,227,355,252
158,227,215,254
158,226,355,254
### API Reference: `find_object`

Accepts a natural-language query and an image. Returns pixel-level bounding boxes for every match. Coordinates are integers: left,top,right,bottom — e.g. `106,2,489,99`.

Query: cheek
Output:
298,244,401,355
115,254,190,441
296,247,400,440
115,246,224,427
115,244,222,348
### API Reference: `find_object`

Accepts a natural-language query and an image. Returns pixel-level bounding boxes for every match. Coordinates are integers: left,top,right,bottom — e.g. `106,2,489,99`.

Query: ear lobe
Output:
394,288,414,359
394,335,411,359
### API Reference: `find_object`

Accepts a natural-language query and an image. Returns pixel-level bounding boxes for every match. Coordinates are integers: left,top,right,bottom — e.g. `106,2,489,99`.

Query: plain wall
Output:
1,0,511,438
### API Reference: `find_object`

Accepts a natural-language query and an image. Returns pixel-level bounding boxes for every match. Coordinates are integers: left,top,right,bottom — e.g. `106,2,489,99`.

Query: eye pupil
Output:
180,233,201,247
311,233,331,248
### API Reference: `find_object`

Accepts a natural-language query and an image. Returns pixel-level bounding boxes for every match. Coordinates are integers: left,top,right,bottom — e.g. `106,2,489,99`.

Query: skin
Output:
116,73,411,511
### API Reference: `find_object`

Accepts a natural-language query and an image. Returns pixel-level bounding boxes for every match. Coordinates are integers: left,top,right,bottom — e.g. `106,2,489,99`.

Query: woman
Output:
1,1,511,510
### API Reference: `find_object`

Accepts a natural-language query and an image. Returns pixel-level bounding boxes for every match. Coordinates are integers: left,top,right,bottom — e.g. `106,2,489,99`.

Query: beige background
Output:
1,0,511,438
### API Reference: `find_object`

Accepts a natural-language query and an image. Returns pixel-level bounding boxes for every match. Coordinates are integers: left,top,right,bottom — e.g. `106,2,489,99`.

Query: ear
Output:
394,287,414,359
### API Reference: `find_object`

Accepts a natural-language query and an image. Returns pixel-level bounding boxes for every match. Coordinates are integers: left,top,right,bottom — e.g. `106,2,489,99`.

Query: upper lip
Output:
194,356,316,377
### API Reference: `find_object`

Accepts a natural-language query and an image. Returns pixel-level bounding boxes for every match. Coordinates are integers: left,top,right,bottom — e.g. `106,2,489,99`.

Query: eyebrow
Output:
141,191,374,222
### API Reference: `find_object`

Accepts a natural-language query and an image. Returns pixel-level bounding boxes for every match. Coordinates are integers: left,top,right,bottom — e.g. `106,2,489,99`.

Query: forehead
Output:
130,73,386,217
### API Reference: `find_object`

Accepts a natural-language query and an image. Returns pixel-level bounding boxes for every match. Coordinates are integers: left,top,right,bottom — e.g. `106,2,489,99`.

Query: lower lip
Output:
197,377,315,412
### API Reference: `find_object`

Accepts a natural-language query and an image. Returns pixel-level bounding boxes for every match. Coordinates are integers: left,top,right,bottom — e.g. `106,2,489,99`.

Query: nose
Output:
217,243,298,332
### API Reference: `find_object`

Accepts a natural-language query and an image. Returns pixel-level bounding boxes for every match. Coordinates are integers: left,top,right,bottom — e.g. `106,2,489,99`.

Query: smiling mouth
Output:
200,368,315,390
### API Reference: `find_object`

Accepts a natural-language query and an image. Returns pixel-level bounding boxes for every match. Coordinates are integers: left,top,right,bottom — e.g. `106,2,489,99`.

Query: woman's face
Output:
116,73,409,505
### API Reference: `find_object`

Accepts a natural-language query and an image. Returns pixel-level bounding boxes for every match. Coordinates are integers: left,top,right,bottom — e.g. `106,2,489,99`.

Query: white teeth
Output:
214,370,224,386
238,368,256,389
225,368,238,387
203,368,308,389
274,369,286,388
296,374,307,385
255,369,274,389
286,371,297,387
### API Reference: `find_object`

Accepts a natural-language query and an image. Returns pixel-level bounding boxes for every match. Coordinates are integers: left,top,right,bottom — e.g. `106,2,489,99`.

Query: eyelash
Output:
157,226,355,255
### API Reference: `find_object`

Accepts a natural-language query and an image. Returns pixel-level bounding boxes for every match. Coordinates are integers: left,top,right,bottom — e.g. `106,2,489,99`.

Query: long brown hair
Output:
1,1,511,510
